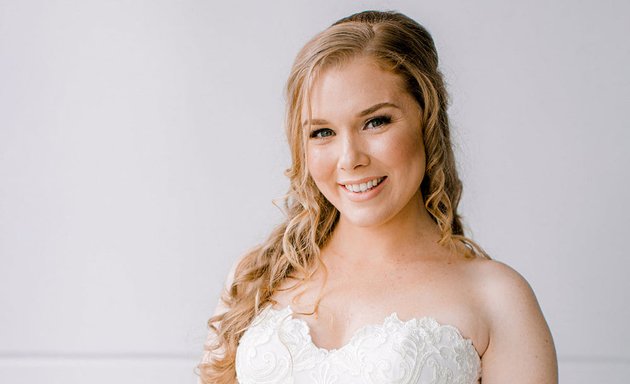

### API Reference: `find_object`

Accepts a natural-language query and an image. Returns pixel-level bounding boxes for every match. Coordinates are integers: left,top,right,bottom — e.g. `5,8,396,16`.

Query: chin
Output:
338,209,393,228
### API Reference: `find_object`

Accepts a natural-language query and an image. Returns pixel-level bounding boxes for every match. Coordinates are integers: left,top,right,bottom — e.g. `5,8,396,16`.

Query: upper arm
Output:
212,259,239,317
199,258,240,365
479,260,558,383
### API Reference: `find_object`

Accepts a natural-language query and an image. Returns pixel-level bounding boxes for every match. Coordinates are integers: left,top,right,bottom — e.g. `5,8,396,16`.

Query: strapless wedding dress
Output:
235,304,481,383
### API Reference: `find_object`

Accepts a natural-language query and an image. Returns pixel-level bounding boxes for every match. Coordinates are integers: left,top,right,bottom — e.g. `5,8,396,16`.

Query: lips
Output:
339,176,387,202
342,176,386,193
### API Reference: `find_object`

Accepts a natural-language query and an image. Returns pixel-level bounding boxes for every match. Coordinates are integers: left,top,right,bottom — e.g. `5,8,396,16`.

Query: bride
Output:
198,10,557,383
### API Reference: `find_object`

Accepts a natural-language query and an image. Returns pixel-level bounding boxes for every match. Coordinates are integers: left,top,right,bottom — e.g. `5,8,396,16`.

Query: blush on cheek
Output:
306,147,336,187
375,129,424,166
402,138,424,164
374,130,426,195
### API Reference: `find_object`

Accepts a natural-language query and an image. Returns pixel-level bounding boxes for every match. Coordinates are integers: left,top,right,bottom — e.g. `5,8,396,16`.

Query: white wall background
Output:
1,0,628,382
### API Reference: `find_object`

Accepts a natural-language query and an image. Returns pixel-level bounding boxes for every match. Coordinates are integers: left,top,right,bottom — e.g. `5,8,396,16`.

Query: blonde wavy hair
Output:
197,10,490,383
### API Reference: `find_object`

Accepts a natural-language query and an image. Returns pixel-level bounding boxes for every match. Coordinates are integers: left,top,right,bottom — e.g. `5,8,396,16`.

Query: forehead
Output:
304,56,410,119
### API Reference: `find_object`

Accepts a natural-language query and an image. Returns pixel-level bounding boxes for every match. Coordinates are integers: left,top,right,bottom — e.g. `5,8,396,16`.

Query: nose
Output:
338,132,369,171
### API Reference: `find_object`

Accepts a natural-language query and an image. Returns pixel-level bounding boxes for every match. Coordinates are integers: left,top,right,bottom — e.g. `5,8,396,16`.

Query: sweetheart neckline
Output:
265,304,481,358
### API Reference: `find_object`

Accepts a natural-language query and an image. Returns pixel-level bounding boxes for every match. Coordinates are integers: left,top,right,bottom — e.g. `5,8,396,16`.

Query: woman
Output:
197,10,557,383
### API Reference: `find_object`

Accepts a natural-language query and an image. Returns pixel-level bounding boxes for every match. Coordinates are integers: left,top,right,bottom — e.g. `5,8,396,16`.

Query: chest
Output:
271,264,488,356
235,305,482,384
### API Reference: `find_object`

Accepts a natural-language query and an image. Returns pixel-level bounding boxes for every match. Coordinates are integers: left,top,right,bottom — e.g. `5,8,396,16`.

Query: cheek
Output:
306,146,336,185
372,130,425,175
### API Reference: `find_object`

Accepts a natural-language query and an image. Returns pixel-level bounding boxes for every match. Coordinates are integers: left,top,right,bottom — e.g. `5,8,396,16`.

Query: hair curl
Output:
197,10,490,383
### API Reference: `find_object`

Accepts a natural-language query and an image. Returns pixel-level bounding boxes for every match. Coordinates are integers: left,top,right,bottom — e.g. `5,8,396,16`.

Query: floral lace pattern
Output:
235,305,481,384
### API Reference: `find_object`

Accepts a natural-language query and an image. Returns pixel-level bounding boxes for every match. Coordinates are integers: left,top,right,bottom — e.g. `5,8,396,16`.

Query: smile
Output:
342,176,386,193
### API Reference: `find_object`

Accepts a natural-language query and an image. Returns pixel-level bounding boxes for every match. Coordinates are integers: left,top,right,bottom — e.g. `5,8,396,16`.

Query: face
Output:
303,56,426,228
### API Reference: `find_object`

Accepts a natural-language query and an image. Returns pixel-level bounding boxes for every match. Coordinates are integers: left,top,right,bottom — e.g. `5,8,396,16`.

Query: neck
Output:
323,192,444,267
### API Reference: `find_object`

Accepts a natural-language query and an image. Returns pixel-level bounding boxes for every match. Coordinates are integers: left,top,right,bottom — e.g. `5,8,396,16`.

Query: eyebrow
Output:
302,102,400,128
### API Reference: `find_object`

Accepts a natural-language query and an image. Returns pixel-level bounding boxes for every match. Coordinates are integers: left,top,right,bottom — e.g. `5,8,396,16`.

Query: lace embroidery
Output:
236,305,481,384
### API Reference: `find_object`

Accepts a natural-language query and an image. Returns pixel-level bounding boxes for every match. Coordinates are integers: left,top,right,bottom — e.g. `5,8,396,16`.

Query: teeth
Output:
344,177,384,193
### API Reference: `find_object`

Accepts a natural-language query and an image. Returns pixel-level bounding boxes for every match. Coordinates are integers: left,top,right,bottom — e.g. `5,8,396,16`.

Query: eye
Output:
365,115,392,129
310,128,335,139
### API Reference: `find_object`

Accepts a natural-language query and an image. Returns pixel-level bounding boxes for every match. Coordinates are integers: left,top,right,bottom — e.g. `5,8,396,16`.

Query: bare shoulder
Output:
462,258,544,332
463,258,558,383
466,258,535,305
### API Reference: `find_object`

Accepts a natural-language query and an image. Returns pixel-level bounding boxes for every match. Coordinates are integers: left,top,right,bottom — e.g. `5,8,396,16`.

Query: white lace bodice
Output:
235,304,481,383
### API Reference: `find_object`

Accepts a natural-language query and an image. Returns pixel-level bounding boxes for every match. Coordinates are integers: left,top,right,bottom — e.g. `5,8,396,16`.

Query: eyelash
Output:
365,115,392,129
309,115,392,139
